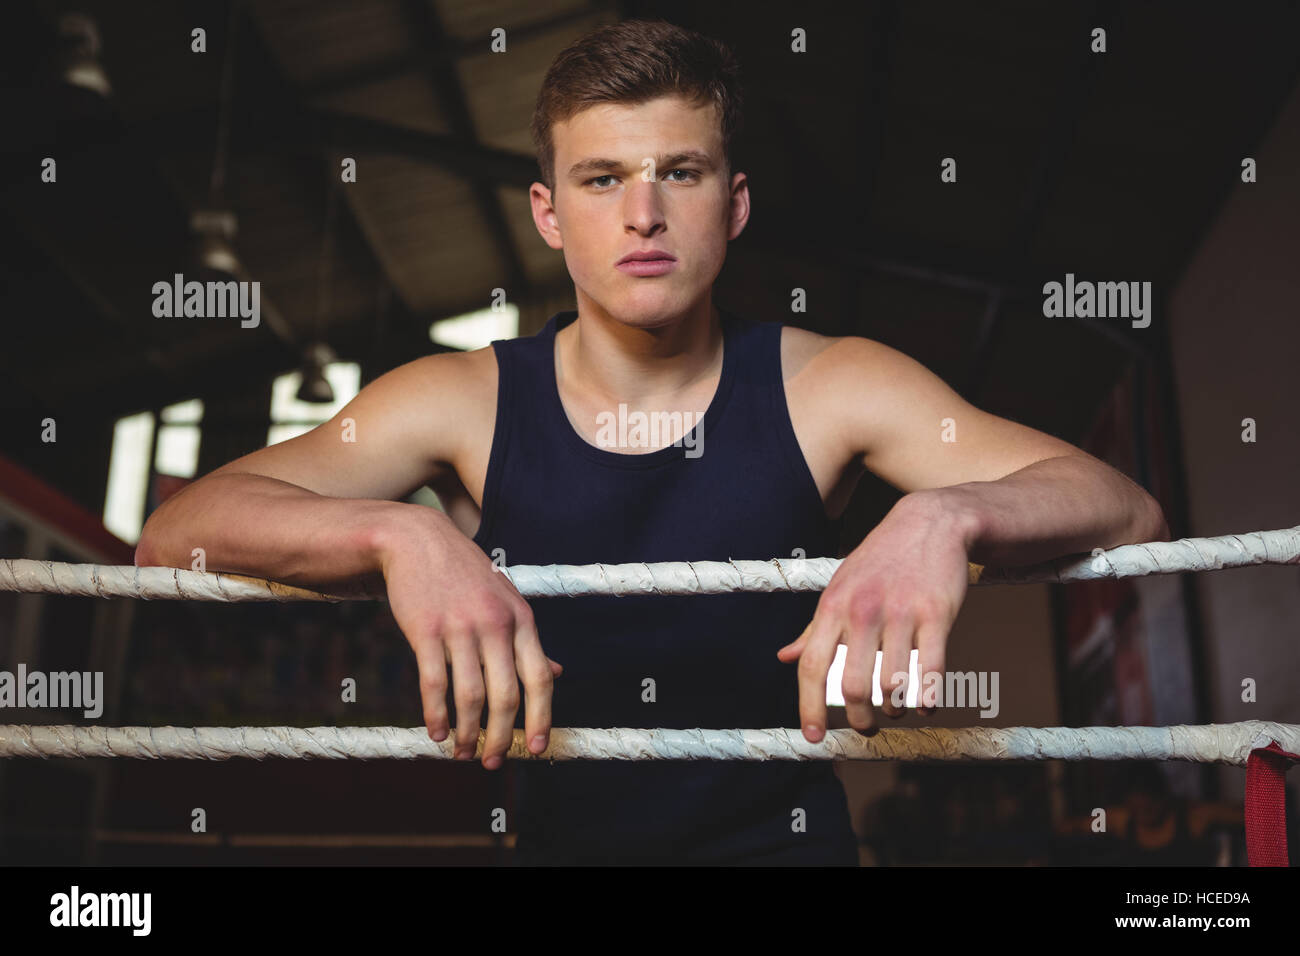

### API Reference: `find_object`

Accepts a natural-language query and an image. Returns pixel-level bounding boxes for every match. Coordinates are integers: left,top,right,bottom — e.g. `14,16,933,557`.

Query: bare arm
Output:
134,348,479,582
780,335,1167,740
135,471,406,592
823,335,1167,560
135,347,559,769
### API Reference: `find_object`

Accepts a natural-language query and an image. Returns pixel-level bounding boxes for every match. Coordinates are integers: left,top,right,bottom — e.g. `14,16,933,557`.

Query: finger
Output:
413,637,449,742
480,627,520,770
878,611,916,718
777,619,814,662
840,635,880,735
513,618,556,754
915,616,948,715
796,616,842,742
447,634,485,761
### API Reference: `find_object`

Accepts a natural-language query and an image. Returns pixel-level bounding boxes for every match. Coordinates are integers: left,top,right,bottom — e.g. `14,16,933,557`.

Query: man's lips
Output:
616,250,677,276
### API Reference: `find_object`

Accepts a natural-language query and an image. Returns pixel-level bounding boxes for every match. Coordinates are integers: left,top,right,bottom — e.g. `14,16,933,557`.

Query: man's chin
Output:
593,289,699,330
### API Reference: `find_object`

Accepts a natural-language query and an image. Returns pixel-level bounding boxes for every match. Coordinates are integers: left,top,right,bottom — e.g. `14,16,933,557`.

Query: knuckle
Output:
442,624,473,650
882,595,916,623
797,654,823,679
493,685,521,711
511,599,537,628
818,589,846,617
847,593,883,629
847,709,874,731
409,617,443,643
914,594,948,622
478,602,515,634
524,663,554,689
419,670,447,694
840,676,870,704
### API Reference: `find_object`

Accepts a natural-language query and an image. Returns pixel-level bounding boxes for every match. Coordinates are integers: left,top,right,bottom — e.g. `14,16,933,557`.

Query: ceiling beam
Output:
298,3,617,101
397,0,530,298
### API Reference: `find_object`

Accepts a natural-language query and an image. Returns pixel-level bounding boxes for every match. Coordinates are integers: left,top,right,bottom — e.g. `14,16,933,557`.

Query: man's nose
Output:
623,176,666,234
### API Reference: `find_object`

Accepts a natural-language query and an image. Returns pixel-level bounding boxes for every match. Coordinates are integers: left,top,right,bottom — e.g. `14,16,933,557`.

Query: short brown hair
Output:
530,19,744,192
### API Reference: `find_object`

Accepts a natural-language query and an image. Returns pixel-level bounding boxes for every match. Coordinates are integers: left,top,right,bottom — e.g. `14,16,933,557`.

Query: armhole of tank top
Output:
770,323,831,520
472,340,512,549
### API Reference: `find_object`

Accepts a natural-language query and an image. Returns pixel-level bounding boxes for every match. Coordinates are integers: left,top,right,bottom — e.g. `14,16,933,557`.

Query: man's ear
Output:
530,181,564,251
727,170,750,241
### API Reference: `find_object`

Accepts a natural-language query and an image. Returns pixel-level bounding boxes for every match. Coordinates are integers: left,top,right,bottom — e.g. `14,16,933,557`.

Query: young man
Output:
136,20,1167,864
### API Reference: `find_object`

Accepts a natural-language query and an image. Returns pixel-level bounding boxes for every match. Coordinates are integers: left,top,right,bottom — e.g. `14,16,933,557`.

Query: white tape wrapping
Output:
0,722,1296,765
0,525,1297,602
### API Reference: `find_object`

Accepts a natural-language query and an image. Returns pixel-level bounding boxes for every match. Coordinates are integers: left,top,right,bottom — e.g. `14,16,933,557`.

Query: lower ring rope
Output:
0,525,1296,603
1,722,1295,764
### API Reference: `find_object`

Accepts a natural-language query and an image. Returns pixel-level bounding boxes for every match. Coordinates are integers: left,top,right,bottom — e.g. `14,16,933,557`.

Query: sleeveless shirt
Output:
473,307,859,865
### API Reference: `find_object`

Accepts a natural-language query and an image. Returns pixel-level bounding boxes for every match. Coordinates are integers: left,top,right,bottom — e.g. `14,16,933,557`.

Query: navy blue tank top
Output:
473,307,858,865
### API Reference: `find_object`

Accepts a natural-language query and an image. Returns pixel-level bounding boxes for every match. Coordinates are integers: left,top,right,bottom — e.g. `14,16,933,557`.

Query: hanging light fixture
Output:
295,342,336,404
191,1,241,281
58,13,111,98
190,209,241,279
295,173,341,404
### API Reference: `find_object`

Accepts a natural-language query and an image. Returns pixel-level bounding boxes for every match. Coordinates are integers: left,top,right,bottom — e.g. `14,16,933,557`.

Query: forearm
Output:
915,454,1169,568
134,472,433,589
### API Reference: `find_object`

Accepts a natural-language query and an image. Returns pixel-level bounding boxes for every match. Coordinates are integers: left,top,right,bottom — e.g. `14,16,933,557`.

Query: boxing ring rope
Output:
1,523,1298,863
1,525,1297,603
1,722,1296,764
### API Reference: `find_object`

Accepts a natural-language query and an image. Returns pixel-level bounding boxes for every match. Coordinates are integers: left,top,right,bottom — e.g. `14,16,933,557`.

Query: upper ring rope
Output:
0,525,1296,602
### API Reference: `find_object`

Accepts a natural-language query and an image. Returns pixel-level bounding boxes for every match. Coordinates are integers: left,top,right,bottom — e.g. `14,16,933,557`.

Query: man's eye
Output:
665,169,699,182
588,175,616,188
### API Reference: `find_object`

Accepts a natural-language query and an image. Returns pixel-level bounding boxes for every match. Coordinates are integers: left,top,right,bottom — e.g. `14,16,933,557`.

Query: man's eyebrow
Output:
566,149,717,179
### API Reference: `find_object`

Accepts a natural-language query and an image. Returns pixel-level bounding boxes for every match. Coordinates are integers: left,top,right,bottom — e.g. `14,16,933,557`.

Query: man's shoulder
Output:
778,323,898,384
390,344,498,390
365,347,499,431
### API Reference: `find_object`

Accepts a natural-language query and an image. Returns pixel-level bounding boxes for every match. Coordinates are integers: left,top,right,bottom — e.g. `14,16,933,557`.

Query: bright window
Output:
429,304,519,350
156,398,203,478
267,363,360,446
103,412,154,544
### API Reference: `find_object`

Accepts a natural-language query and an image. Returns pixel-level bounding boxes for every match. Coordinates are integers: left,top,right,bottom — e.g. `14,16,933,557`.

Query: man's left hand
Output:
777,491,974,741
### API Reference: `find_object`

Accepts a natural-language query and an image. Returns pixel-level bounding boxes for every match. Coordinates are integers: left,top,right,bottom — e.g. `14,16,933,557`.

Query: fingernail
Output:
456,748,471,760
484,755,501,770
431,729,447,742
804,723,822,739
531,734,547,752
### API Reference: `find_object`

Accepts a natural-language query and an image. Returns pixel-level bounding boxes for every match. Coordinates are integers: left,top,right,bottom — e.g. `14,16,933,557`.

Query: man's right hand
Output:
378,510,561,769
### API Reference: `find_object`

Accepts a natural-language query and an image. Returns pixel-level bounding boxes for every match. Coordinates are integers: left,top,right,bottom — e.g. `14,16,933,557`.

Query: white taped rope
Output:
0,722,1295,764
0,525,1296,602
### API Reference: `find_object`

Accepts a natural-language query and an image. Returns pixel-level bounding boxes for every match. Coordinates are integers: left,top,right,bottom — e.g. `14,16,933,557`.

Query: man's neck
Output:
558,295,724,407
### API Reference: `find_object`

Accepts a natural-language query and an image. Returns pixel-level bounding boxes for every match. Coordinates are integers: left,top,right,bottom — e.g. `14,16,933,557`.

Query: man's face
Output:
531,94,749,328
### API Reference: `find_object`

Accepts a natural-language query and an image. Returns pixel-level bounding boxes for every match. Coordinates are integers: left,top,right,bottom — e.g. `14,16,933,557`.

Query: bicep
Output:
207,352,475,502
842,340,1086,494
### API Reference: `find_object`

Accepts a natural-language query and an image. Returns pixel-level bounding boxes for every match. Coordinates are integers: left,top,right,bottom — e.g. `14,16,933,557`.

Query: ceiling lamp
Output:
59,14,111,98
190,209,241,279
295,342,337,404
